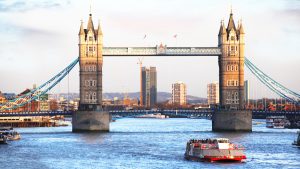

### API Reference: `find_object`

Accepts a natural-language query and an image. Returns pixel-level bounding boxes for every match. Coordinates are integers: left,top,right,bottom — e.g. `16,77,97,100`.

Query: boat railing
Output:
192,143,245,150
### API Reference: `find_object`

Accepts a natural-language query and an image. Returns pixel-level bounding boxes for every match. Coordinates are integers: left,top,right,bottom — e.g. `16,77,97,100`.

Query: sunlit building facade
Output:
207,82,219,105
172,82,187,105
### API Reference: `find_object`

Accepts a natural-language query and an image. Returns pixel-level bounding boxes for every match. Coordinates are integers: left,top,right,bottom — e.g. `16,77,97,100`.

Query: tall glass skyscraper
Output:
141,67,157,107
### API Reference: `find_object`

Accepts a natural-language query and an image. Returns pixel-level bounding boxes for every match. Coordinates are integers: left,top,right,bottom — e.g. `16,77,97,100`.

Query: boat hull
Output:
185,154,246,162
7,134,21,141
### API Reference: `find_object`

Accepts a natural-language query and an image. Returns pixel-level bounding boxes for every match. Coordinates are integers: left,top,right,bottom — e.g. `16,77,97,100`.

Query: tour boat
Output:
266,116,289,129
135,113,169,119
0,127,21,141
184,138,246,162
7,130,21,140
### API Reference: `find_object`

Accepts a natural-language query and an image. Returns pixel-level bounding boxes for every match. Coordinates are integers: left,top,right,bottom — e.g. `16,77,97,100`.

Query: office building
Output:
141,67,157,107
172,81,187,105
207,82,219,105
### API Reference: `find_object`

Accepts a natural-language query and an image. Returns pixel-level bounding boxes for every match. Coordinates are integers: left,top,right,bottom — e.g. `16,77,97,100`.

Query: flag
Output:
173,34,177,38
143,34,147,39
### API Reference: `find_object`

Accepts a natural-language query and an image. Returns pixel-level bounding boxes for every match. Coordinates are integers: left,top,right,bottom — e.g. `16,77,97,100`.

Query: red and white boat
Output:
184,138,246,162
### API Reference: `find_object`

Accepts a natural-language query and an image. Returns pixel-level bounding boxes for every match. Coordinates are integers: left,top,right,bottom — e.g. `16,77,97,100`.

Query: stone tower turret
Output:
78,13,103,111
218,11,245,110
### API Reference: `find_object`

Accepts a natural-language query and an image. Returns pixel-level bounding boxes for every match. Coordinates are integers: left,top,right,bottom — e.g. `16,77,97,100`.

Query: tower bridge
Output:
1,11,299,132
72,10,249,132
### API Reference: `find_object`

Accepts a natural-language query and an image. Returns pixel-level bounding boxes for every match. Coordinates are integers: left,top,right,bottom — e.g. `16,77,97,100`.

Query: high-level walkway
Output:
102,46,221,56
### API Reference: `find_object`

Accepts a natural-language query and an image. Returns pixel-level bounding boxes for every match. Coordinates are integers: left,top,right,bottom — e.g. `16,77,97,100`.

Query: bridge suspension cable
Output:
0,57,79,111
245,57,300,103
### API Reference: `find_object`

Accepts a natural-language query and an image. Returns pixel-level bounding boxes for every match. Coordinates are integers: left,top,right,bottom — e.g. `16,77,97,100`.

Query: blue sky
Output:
0,0,299,99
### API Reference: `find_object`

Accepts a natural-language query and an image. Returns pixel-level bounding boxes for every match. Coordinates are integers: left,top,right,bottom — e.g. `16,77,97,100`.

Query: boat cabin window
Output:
216,139,229,143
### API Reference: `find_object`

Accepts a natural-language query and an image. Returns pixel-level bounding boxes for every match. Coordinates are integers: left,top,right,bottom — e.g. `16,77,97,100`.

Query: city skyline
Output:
0,0,299,99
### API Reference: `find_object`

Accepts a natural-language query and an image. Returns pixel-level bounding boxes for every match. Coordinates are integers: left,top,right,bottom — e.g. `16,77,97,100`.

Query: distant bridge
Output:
0,110,213,118
1,110,299,119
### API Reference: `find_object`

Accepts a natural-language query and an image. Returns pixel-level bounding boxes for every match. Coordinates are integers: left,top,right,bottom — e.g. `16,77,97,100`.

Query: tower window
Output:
231,46,235,51
89,36,93,41
92,92,97,101
89,47,93,52
231,36,235,40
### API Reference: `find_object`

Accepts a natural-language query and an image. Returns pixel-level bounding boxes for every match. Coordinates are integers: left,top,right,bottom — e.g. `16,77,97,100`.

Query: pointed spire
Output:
218,20,226,36
227,9,236,32
78,20,85,35
239,19,245,34
87,13,95,33
97,20,103,36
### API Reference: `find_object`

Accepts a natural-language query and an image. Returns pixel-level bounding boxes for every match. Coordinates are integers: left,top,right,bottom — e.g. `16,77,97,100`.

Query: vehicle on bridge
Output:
184,138,246,162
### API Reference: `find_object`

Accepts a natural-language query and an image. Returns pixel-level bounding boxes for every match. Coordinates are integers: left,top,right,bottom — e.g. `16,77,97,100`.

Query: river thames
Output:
0,118,299,169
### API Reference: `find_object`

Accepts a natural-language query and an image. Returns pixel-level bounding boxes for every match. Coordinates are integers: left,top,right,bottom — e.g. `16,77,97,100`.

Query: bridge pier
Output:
72,111,110,132
212,110,252,132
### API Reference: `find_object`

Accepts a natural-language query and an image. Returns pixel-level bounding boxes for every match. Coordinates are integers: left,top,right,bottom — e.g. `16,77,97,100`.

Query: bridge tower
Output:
78,13,103,110
213,11,252,131
218,11,245,110
72,13,110,132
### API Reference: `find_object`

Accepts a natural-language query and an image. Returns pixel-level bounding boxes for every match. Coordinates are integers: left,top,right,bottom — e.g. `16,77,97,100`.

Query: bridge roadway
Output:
0,110,299,119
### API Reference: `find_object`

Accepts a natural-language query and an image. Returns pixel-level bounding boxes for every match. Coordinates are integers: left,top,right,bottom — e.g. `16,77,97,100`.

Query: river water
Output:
0,118,299,169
